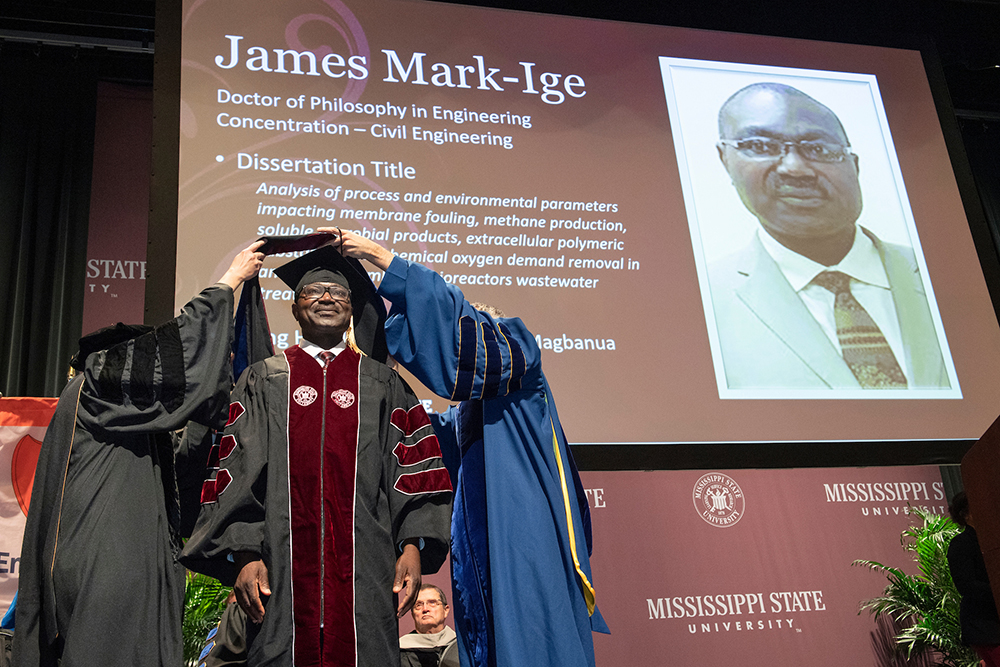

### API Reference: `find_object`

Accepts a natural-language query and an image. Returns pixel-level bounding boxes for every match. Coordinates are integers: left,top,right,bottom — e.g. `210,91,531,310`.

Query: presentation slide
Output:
175,0,1000,444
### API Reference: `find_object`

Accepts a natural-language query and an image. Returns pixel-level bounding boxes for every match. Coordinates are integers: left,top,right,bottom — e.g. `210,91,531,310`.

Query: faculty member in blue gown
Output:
331,229,608,667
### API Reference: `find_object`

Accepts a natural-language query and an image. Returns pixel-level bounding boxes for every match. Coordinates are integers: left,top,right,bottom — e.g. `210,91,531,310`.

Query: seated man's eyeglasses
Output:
718,137,854,163
298,284,352,301
412,599,442,610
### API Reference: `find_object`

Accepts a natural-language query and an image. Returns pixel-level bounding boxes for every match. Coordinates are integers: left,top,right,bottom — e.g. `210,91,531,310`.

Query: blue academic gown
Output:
378,258,608,667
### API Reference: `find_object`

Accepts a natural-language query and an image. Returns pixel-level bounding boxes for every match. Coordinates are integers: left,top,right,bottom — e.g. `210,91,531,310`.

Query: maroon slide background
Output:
175,0,1000,445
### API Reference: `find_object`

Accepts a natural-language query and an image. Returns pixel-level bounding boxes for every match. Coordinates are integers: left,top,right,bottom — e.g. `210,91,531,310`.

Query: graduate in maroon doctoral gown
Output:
182,245,452,667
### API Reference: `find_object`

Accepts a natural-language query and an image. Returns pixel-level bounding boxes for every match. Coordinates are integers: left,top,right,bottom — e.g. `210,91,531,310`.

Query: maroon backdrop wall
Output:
581,466,945,666
82,82,152,334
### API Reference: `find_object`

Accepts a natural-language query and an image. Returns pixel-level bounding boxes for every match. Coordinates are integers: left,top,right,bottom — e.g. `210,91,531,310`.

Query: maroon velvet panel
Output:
285,346,360,666
321,349,362,666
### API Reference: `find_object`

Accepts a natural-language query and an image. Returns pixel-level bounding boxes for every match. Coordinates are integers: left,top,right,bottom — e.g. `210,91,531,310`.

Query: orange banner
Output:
0,398,58,612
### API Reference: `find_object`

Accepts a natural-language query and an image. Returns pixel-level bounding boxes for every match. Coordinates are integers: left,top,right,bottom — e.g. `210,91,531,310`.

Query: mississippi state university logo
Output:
293,385,318,407
331,389,355,408
692,473,745,528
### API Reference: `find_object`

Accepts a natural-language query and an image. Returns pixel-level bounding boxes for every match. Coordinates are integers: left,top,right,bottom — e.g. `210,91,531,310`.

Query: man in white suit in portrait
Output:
708,82,949,390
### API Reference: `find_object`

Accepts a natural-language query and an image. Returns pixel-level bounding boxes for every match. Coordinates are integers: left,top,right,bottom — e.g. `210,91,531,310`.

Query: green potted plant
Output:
854,506,979,667
182,571,230,666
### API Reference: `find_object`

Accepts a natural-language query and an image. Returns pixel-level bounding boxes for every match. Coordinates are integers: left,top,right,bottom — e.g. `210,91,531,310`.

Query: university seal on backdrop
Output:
692,472,745,528
293,385,318,407
331,389,355,408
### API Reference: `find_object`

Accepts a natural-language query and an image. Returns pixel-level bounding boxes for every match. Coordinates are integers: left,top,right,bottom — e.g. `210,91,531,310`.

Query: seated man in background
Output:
400,584,458,667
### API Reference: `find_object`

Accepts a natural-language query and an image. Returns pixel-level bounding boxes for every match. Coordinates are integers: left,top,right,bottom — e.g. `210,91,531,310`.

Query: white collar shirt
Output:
758,226,911,383
298,337,347,366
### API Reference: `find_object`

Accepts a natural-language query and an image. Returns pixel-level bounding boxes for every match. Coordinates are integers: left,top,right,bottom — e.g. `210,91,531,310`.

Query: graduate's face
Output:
292,281,353,341
412,588,448,634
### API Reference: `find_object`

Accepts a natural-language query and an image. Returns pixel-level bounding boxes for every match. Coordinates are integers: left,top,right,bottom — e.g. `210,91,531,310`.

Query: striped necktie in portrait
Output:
811,270,907,388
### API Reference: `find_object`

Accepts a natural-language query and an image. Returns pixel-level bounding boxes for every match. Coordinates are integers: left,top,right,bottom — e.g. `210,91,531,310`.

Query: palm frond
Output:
182,571,230,666
855,506,979,667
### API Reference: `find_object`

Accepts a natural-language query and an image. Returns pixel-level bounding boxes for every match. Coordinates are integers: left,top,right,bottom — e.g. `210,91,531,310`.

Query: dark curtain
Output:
0,47,98,398
940,464,963,507
958,117,1000,271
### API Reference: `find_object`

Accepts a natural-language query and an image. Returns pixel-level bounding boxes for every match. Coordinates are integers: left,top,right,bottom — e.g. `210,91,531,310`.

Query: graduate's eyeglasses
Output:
718,137,853,163
298,284,351,302
413,600,443,610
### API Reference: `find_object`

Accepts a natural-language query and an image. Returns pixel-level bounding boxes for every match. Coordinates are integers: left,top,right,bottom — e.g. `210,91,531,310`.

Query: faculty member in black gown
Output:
14,241,264,667
948,491,1000,667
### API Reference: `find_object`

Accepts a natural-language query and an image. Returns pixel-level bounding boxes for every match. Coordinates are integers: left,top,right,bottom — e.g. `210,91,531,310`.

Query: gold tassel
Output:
345,316,365,356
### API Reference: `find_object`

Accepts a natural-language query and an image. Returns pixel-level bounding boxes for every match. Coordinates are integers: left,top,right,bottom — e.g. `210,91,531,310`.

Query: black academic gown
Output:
14,284,236,667
181,345,452,667
948,526,1000,646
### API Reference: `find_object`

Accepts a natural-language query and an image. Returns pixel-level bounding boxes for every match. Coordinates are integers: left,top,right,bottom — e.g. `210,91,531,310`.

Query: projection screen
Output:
172,0,1000,447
